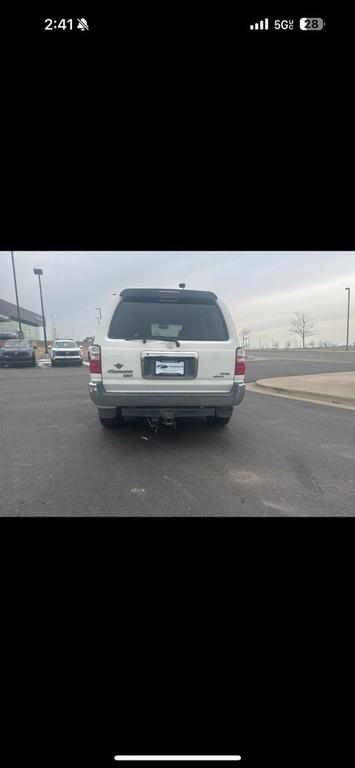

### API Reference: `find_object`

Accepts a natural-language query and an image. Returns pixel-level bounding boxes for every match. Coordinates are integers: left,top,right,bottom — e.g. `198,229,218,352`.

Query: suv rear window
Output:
108,300,229,341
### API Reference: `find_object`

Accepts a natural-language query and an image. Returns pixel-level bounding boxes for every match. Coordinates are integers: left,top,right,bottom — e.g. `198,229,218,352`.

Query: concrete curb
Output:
254,379,355,407
246,356,267,362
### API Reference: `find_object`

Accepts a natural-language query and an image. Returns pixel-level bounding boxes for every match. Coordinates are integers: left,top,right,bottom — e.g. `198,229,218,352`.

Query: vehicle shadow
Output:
96,415,243,450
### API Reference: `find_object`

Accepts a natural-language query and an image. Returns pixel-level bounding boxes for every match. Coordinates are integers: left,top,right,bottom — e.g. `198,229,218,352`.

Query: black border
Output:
1,5,354,768
2,517,353,767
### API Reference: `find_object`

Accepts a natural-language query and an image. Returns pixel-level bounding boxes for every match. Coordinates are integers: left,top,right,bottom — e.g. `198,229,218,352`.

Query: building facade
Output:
0,299,43,341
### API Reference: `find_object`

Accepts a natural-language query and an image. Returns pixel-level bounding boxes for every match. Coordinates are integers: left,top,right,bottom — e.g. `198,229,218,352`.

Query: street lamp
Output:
10,251,24,338
33,268,48,354
96,307,102,321
345,288,351,351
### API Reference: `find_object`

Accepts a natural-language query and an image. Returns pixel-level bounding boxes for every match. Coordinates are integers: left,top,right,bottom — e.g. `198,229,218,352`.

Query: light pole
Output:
95,316,100,325
96,307,102,321
33,268,48,354
345,287,350,351
10,251,23,338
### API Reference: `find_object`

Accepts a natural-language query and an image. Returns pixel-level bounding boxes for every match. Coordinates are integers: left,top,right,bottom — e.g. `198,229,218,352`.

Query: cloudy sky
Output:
0,252,353,345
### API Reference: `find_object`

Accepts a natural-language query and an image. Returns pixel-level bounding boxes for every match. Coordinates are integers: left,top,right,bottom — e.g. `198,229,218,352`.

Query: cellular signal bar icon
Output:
250,18,269,31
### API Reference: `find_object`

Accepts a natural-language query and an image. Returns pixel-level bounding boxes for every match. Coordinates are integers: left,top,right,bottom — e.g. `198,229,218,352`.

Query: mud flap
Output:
97,407,118,419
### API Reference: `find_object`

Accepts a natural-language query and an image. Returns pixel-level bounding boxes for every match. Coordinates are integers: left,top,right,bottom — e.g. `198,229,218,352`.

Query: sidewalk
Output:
251,371,355,408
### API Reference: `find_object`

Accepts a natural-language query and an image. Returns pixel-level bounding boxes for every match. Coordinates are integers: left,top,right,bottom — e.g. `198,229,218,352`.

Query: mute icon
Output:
77,18,89,31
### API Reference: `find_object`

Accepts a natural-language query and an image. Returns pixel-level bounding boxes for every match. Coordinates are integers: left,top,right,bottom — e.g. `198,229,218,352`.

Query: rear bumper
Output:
88,381,245,410
0,357,34,365
52,356,82,363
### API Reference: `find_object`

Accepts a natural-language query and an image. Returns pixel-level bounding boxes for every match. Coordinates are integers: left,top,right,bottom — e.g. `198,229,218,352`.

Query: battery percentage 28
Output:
300,18,325,30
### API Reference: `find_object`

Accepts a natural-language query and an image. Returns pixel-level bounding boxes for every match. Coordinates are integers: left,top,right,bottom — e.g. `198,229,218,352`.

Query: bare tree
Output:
289,310,316,350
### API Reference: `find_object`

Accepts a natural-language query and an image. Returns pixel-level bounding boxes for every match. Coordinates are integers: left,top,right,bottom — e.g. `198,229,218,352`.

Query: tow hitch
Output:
147,412,177,431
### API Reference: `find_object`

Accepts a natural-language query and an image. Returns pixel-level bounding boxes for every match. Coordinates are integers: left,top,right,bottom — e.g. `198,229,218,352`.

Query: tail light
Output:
89,345,102,374
235,346,246,376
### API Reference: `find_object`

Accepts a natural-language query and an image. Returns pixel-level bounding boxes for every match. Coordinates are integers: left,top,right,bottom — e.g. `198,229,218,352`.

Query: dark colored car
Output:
0,331,17,340
0,316,19,340
0,340,37,367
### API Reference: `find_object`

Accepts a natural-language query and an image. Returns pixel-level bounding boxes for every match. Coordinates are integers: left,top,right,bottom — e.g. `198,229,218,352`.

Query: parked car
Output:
0,339,37,367
0,317,17,341
0,331,17,340
50,339,83,366
88,288,246,428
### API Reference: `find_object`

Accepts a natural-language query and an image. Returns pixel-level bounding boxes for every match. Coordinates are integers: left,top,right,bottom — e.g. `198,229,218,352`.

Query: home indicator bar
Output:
114,758,242,763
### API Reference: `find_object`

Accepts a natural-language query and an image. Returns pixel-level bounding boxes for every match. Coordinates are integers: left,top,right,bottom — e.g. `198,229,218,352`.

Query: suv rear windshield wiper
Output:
147,336,181,347
125,336,180,347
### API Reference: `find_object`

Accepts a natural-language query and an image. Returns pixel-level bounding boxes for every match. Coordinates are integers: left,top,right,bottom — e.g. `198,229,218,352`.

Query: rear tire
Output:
214,416,231,426
99,410,124,429
207,414,232,427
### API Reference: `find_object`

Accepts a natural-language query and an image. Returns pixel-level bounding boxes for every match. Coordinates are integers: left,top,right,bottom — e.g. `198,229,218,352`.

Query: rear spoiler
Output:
119,289,218,304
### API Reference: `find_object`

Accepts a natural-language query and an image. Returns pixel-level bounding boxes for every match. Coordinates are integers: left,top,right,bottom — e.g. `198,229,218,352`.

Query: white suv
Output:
50,339,83,366
88,288,245,428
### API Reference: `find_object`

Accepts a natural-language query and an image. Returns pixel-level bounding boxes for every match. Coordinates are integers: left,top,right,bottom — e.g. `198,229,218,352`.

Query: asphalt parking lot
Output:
1,351,355,516
246,348,355,382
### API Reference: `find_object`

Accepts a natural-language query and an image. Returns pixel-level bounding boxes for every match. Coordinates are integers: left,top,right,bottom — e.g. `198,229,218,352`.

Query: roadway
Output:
1,350,355,515
245,348,355,382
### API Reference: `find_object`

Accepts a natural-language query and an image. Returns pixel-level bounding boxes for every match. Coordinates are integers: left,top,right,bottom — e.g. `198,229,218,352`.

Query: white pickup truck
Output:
50,339,83,366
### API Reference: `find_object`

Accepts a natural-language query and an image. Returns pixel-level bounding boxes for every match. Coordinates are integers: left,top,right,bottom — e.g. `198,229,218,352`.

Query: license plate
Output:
155,360,185,375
